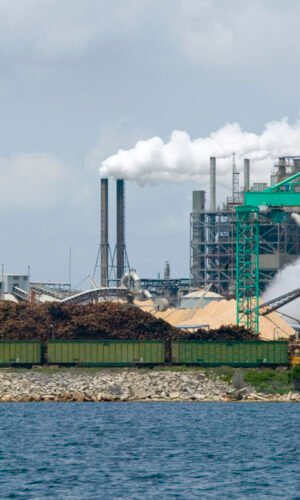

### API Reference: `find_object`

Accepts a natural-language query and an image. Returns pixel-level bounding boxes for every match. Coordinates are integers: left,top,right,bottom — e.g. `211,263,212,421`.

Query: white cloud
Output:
0,153,69,209
175,0,300,69
0,0,153,56
0,0,298,72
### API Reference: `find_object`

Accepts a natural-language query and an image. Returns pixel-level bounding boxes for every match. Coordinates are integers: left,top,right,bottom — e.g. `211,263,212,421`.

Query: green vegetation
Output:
155,365,206,373
243,368,292,394
160,365,296,394
291,365,300,391
205,366,296,394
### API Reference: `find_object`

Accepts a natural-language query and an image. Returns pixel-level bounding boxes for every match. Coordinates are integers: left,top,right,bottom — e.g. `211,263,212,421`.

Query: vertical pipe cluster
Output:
244,159,250,192
116,179,125,280
210,157,216,211
100,178,109,287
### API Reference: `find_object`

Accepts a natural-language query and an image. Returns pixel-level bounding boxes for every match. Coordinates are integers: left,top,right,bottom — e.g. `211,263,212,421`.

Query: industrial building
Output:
94,156,300,304
0,274,29,298
0,154,299,334
190,156,300,296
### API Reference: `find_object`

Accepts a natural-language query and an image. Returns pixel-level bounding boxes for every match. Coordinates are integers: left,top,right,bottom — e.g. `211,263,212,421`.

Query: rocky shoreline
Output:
0,369,299,403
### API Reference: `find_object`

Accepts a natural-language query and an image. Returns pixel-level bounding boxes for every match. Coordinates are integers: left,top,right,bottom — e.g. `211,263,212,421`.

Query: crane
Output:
236,171,300,333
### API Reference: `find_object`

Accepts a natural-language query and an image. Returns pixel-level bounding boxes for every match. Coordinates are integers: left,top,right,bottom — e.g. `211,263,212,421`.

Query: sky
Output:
1,0,300,288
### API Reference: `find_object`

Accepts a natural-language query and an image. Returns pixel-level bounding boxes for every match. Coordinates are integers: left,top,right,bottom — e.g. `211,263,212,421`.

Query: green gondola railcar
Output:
171,341,289,367
0,341,42,366
47,340,165,366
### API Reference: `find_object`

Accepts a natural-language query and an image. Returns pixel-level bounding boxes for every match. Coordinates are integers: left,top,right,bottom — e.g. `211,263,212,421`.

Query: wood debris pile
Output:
0,301,260,341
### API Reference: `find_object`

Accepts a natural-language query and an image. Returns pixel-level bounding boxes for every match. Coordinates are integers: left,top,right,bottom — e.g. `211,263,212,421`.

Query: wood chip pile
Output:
141,299,295,340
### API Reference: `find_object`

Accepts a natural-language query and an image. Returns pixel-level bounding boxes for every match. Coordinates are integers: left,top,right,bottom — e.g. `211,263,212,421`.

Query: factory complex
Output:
1,155,300,346
95,155,300,300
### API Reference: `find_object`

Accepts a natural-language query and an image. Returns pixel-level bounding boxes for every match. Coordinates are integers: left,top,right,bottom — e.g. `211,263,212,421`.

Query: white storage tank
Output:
180,289,223,309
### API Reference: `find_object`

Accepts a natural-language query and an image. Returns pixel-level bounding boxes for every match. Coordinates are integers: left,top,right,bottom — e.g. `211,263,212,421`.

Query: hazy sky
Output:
1,0,300,287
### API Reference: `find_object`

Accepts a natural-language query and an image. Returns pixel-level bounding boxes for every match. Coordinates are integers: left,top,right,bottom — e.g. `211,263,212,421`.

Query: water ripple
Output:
0,403,299,499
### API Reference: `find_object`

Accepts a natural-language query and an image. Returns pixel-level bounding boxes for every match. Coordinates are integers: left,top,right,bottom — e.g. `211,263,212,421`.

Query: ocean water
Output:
0,403,299,499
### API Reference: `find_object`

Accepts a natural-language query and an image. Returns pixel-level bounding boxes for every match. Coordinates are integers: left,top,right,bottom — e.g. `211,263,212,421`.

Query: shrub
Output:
244,368,292,394
291,366,300,391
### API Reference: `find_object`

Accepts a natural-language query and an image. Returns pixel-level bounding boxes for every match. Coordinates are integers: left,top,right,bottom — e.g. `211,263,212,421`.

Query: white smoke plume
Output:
291,213,300,226
100,118,300,186
263,258,300,321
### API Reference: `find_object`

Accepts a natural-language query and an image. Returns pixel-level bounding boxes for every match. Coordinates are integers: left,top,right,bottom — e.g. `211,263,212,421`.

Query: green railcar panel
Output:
0,341,41,365
171,341,289,366
47,341,165,365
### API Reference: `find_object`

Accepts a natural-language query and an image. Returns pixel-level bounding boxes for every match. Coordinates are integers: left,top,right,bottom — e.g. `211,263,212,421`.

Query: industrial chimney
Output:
210,157,216,211
116,179,125,280
100,178,109,287
244,158,250,192
232,153,240,202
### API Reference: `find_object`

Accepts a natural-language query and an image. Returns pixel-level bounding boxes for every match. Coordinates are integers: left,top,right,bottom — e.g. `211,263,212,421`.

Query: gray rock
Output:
132,388,148,400
72,391,85,402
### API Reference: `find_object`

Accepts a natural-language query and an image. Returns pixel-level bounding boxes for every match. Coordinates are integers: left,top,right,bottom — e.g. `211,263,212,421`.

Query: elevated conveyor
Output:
60,287,133,305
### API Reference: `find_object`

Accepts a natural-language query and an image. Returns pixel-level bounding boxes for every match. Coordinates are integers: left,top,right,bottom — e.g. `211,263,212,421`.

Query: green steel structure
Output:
236,172,300,333
245,171,300,207
236,206,259,332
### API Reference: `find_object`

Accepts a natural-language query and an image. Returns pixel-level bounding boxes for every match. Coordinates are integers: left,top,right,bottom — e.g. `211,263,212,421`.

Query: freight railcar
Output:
0,341,42,366
47,340,165,366
170,341,289,367
0,339,293,368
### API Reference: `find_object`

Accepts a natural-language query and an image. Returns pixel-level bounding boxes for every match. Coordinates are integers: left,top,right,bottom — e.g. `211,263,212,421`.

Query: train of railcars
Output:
0,339,295,368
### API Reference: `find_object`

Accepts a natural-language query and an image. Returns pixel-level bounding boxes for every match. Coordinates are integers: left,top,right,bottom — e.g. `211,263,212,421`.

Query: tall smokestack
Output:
116,179,125,280
100,178,109,287
244,158,250,192
210,157,216,211
232,152,240,202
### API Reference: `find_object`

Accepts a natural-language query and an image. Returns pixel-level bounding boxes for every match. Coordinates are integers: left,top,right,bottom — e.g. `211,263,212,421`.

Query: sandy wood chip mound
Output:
149,299,295,340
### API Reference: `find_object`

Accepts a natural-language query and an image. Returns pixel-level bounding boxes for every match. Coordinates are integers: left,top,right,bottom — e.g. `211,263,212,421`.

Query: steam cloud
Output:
291,213,300,226
100,118,300,186
263,207,300,320
263,258,300,321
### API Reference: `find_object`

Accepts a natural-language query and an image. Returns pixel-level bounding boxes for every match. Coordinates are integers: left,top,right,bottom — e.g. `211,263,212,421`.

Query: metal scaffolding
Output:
190,209,300,297
236,206,259,332
190,210,236,295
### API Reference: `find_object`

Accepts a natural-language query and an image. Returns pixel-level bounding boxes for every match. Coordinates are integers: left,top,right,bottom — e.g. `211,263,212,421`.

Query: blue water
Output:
0,403,299,499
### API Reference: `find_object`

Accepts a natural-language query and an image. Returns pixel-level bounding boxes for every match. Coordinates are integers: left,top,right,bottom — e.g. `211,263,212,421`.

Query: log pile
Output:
189,325,257,341
0,301,258,341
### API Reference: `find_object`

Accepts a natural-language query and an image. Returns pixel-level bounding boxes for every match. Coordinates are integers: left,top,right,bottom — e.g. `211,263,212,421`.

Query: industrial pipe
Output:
210,157,216,211
116,179,125,280
100,178,109,287
244,159,250,192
